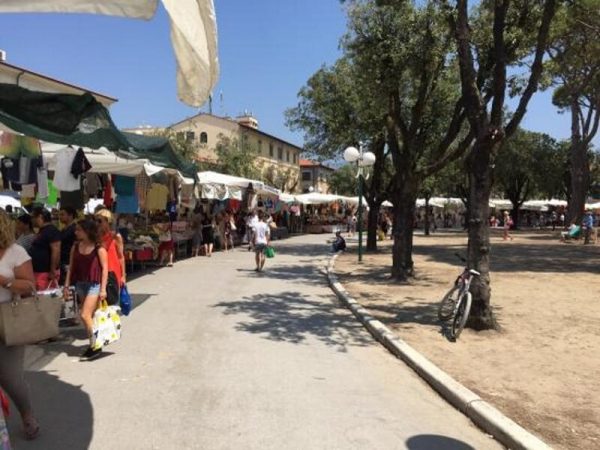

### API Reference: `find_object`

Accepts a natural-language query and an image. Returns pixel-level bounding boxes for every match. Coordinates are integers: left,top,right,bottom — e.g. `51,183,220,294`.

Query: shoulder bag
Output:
0,288,63,346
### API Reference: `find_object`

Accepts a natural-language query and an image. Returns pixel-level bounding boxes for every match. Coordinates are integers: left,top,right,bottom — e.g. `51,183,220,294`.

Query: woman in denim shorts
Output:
64,218,108,361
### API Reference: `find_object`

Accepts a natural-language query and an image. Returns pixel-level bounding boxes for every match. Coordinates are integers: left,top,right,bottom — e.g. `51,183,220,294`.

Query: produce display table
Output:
305,224,343,234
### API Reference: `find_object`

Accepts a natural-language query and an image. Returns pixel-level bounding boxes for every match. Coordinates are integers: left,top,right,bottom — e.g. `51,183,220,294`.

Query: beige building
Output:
130,113,302,193
300,160,334,194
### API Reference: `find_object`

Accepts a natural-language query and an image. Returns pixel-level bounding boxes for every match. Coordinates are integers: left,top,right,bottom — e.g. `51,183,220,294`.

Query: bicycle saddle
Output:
469,269,481,276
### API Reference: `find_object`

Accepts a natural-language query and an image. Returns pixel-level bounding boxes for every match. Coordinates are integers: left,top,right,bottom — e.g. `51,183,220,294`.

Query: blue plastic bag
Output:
120,285,132,316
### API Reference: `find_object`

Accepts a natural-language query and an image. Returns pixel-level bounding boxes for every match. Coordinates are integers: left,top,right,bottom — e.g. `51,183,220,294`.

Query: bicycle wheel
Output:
438,285,460,321
451,291,472,340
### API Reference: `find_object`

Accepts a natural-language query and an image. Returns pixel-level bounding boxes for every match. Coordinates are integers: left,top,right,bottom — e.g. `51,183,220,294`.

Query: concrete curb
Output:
327,253,552,450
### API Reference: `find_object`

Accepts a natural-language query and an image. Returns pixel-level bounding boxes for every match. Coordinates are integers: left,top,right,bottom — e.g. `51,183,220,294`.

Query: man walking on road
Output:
583,210,595,244
252,211,270,272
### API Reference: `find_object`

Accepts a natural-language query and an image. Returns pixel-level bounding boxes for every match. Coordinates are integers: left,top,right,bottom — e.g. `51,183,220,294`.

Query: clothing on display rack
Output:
116,195,139,214
37,167,49,198
135,171,152,209
146,183,169,211
114,175,136,196
85,172,102,197
60,188,85,210
103,175,114,208
0,132,40,158
70,148,92,177
53,146,81,191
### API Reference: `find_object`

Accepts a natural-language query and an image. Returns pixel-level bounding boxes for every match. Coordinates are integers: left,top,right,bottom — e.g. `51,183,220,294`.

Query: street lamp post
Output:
344,143,376,262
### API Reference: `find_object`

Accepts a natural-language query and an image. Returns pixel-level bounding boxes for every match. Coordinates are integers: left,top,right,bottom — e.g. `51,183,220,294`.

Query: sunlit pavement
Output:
13,234,502,450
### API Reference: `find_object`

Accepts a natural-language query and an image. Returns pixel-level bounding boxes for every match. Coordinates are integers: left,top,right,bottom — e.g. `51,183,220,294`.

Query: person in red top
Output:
94,208,126,290
63,218,108,361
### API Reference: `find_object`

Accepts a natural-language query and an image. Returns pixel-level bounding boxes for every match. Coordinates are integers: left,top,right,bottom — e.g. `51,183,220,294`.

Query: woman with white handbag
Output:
0,210,40,441
63,218,109,362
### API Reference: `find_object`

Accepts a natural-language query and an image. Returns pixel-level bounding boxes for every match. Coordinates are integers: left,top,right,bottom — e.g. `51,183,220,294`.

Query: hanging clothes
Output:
53,147,80,191
103,175,114,209
135,171,152,210
37,167,49,198
0,133,40,158
146,183,169,211
85,172,102,198
115,195,139,214
70,147,92,177
114,175,136,196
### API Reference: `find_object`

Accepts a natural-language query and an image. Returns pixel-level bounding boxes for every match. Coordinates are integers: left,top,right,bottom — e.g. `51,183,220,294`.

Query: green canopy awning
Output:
0,84,197,178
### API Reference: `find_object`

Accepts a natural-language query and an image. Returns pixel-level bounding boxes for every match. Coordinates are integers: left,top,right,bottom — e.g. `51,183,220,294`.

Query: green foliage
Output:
494,129,563,204
214,134,260,180
329,164,358,196
153,129,198,164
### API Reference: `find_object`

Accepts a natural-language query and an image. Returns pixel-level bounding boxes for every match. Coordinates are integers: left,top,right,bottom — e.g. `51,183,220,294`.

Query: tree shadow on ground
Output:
236,264,329,285
7,371,93,450
212,290,375,352
414,241,600,274
405,434,476,450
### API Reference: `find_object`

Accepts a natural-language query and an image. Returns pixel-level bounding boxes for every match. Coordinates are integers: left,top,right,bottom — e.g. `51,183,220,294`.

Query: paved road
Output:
12,234,502,449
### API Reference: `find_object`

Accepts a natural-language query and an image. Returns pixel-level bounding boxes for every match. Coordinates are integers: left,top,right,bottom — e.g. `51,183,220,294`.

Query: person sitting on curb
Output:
332,231,346,253
560,221,581,242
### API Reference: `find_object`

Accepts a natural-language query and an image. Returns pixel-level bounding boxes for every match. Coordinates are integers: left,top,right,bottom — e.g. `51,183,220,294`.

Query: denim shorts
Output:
75,282,101,299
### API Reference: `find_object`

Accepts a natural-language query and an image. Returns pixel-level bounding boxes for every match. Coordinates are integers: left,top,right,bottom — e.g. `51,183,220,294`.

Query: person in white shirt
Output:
246,211,259,251
252,211,270,272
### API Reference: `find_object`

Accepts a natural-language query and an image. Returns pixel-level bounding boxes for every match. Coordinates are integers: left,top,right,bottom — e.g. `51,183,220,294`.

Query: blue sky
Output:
0,1,595,148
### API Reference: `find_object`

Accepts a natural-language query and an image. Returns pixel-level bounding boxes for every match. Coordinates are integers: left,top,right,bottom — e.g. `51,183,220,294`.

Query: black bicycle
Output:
438,253,480,340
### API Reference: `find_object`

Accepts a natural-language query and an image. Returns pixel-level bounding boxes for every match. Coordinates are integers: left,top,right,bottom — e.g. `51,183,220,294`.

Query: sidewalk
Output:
12,235,501,449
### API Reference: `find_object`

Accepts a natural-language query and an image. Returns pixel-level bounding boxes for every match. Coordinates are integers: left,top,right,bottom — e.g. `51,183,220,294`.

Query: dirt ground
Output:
335,229,600,450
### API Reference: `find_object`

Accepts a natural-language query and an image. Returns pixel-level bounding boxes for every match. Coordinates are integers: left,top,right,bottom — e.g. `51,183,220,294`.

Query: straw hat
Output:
95,208,114,224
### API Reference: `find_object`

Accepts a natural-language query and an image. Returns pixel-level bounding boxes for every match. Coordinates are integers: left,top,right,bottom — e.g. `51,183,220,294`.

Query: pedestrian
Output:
252,210,270,272
30,207,61,290
222,212,234,252
158,221,174,266
583,210,594,245
559,212,565,228
550,211,557,231
63,218,109,361
503,211,514,241
95,209,126,303
0,210,40,440
15,214,36,254
247,210,258,250
202,215,215,257
332,231,346,252
191,206,203,257
58,206,77,285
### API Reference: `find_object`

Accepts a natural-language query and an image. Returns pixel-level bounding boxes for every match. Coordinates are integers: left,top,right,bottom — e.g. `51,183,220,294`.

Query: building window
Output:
258,140,263,154
286,151,290,162
293,153,297,164
200,132,208,144
302,171,312,181
278,147,283,160
185,131,195,142
269,143,274,158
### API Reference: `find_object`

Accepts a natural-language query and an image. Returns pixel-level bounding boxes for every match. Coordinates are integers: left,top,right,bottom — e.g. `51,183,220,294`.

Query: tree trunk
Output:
424,196,431,236
510,202,520,230
568,103,589,225
366,202,381,252
391,183,418,281
466,139,499,330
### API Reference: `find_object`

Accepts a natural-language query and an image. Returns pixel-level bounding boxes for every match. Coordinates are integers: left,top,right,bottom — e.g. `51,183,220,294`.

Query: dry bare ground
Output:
335,229,600,450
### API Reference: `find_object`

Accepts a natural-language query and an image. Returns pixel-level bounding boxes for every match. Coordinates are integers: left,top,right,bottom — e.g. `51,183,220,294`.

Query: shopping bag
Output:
119,285,132,316
92,300,122,350
264,246,275,258
0,290,63,346
0,399,10,450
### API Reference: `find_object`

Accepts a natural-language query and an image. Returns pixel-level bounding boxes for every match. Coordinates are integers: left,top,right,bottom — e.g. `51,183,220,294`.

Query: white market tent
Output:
294,193,344,205
41,143,164,177
197,171,280,200
586,201,600,210
0,0,219,107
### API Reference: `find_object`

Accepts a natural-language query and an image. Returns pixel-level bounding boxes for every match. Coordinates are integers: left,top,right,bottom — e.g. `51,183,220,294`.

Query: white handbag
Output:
92,300,122,350
0,290,63,346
